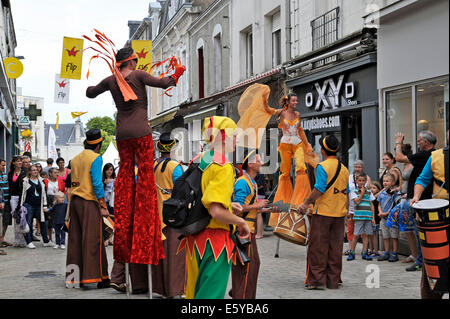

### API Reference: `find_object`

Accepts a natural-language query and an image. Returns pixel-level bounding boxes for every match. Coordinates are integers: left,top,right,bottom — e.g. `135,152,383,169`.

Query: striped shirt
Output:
350,188,375,221
0,171,8,203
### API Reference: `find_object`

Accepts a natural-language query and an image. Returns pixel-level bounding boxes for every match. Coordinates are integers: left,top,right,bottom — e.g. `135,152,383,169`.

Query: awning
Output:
184,106,218,123
150,108,178,128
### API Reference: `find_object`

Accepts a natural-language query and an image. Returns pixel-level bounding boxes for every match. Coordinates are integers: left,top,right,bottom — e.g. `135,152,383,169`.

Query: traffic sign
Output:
18,116,30,126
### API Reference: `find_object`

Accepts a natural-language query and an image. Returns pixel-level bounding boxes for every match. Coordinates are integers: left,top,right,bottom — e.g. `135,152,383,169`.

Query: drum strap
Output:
444,146,449,193
325,161,342,192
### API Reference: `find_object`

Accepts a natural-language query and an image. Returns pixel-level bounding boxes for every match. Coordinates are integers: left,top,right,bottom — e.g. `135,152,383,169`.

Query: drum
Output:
273,207,311,246
412,199,449,294
102,216,115,242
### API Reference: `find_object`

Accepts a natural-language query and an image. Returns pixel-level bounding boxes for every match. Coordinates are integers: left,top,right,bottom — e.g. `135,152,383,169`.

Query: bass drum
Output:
412,199,449,294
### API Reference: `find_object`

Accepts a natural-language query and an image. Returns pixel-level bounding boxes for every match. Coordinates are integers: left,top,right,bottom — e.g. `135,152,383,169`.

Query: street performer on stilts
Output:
86,44,186,267
233,84,318,226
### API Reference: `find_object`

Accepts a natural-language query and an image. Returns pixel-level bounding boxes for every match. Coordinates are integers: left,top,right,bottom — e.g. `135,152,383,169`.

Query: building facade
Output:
44,120,85,163
0,0,19,162
365,0,449,156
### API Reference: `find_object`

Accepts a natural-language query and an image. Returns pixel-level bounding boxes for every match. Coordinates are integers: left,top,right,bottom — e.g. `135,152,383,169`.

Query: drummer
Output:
298,135,350,290
411,128,449,299
230,150,270,299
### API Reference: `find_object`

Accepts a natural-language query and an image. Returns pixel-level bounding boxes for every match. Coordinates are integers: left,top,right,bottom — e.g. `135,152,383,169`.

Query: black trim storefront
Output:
286,52,379,179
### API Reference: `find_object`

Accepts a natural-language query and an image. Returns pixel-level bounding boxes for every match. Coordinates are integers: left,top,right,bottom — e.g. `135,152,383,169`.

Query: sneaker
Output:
377,252,390,261
362,253,373,261
370,252,380,258
60,245,66,249
53,245,60,249
43,242,54,247
347,251,355,261
388,253,399,262
27,243,36,249
406,264,422,272
343,249,351,256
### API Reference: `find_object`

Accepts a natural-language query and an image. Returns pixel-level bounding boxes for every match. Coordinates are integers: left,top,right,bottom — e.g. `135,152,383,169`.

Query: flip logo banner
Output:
131,40,152,72
61,37,84,80
54,74,70,104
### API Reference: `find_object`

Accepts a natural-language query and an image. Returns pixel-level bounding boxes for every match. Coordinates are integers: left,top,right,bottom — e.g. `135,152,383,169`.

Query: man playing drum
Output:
298,135,349,290
411,129,449,299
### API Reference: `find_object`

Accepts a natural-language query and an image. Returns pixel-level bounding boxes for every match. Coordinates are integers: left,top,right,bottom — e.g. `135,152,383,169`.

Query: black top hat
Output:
85,129,105,146
319,135,340,154
157,132,178,153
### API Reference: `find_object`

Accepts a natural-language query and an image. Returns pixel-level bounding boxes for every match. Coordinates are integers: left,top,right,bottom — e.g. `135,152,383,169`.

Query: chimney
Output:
128,20,142,39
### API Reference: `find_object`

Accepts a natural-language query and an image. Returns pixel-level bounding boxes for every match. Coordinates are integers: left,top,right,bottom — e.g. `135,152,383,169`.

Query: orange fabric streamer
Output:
150,56,184,97
83,29,137,102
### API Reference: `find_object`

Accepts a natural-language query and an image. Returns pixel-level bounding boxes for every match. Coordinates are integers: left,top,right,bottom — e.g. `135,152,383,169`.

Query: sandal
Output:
1,241,13,247
401,255,415,263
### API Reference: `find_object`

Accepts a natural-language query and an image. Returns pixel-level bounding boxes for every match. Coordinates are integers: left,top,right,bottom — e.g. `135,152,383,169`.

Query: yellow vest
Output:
154,158,181,230
431,149,448,199
314,157,349,217
70,149,101,202
234,174,258,233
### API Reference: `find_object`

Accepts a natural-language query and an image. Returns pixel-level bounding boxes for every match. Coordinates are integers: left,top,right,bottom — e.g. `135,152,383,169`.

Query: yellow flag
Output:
56,112,59,130
71,111,87,119
60,37,84,80
131,40,152,73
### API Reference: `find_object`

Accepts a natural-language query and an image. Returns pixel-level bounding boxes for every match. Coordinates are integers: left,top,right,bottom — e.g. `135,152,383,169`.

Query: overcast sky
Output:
12,0,155,126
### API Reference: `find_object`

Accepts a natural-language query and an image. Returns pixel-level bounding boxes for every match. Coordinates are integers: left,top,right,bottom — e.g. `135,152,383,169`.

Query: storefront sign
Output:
305,74,357,111
302,115,341,131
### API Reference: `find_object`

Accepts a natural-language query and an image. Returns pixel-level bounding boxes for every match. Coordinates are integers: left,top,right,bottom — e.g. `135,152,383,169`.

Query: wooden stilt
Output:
274,237,280,258
125,263,130,297
148,265,153,299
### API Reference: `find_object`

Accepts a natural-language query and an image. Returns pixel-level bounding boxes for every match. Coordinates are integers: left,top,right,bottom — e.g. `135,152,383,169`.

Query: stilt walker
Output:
83,30,186,299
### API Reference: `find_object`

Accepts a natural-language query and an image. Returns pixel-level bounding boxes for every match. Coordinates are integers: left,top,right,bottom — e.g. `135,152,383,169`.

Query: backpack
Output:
162,154,211,236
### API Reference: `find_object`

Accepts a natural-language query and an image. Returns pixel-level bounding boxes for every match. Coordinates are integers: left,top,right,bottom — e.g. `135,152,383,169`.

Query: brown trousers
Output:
110,260,148,291
111,227,186,297
305,214,345,289
65,196,109,284
231,233,260,299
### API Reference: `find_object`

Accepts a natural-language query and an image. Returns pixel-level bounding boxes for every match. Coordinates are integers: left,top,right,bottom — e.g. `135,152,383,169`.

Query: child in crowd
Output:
368,181,382,257
347,173,376,261
50,192,68,249
377,173,402,262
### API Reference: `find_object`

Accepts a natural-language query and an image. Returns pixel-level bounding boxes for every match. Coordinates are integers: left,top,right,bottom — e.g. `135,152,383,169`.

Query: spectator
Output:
345,160,372,255
35,163,43,175
49,192,67,249
20,164,51,249
23,152,32,161
102,163,116,246
347,172,376,261
22,155,31,174
43,158,54,175
8,156,28,247
56,157,70,184
44,168,65,243
379,152,402,191
377,173,402,262
394,131,436,271
0,181,5,255
0,158,12,250
368,181,382,257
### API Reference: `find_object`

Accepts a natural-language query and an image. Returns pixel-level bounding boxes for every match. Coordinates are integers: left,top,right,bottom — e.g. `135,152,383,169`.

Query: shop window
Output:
416,80,449,149
386,87,412,153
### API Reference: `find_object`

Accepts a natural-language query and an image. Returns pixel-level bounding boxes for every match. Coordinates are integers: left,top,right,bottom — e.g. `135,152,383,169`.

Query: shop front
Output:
286,52,379,179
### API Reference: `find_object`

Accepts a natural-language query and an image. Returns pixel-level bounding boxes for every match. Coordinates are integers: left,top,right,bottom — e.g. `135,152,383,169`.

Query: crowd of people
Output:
0,152,118,254
1,45,447,301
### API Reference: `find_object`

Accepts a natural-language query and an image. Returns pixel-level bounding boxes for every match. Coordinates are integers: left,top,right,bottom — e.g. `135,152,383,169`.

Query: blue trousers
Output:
23,204,49,244
54,224,66,245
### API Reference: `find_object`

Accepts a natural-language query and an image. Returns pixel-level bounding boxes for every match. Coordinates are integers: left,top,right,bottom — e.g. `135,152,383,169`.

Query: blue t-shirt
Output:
233,178,252,206
377,189,402,217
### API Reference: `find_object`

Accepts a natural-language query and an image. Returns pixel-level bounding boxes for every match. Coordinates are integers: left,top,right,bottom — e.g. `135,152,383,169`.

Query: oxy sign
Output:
305,74,357,111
